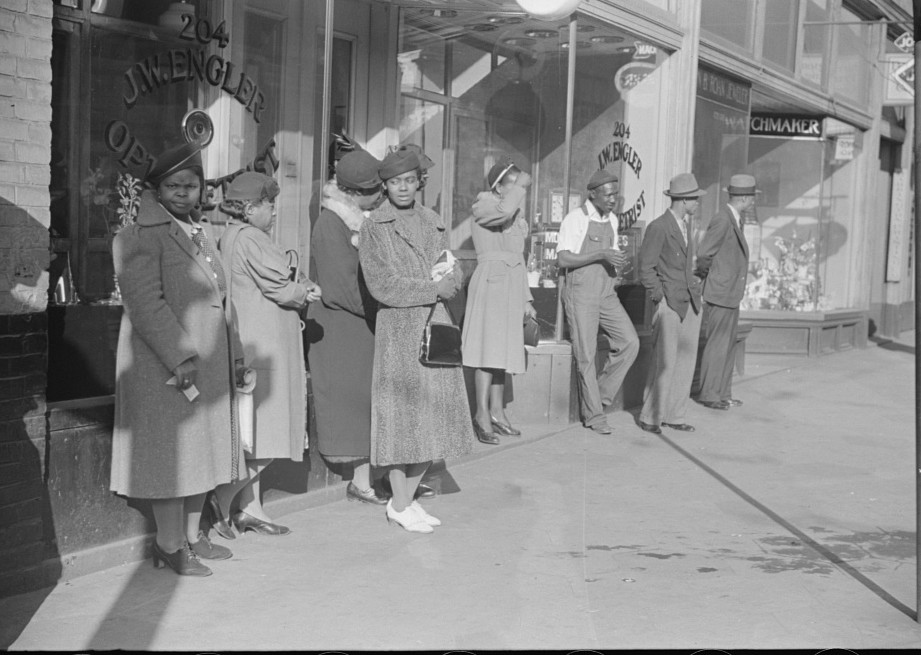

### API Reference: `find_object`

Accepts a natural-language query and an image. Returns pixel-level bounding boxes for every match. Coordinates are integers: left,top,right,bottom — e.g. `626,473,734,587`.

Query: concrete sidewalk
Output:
2,342,920,650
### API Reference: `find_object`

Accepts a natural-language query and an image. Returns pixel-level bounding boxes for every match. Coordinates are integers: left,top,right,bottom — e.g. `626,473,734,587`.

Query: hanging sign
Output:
884,54,914,105
749,113,822,138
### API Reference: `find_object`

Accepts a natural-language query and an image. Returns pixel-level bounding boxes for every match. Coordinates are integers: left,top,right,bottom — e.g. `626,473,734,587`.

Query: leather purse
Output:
523,312,540,347
420,301,463,367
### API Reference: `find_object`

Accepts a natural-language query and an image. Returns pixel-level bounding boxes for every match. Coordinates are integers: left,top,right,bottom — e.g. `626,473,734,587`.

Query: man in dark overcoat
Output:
694,173,757,410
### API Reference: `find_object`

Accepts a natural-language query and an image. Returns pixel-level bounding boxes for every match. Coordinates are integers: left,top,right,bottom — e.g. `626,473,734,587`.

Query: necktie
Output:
679,216,688,244
191,224,226,298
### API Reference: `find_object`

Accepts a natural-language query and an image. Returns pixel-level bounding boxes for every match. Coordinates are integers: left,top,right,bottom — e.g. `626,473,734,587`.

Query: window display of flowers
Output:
742,230,831,311
80,163,143,234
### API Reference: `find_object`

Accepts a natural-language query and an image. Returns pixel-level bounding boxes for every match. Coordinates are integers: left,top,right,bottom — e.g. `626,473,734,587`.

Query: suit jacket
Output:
695,205,749,308
639,209,701,320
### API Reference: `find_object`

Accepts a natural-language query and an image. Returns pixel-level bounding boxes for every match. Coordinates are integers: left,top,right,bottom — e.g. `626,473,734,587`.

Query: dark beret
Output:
337,151,383,190
379,149,420,181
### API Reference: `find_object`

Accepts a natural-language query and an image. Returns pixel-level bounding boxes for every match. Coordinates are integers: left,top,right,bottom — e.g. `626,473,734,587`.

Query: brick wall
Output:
0,0,55,596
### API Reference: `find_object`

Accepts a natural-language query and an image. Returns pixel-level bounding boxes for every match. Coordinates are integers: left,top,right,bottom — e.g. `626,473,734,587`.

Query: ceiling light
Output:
590,35,624,44
419,9,457,18
560,41,591,49
466,23,498,32
487,16,524,24
525,29,556,38
504,37,536,46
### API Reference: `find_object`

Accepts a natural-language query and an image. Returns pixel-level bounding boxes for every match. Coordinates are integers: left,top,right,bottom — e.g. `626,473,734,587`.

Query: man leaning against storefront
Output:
558,169,639,435
694,173,757,410
637,173,704,435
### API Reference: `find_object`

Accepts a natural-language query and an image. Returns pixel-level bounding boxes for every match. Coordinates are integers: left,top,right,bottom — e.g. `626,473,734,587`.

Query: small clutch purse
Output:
420,301,463,367
523,312,540,347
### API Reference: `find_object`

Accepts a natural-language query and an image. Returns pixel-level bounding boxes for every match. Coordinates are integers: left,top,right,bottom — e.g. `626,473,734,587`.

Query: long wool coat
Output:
219,219,309,461
461,185,531,373
359,201,475,466
110,191,243,499
307,183,376,461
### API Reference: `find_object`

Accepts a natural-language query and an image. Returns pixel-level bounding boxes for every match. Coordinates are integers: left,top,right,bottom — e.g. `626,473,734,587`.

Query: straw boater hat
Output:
663,173,704,198
586,169,618,190
724,173,759,196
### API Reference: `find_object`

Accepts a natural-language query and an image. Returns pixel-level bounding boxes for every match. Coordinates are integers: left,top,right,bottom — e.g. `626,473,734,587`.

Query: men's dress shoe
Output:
589,423,613,435
385,500,433,534
697,399,729,410
347,481,388,505
662,422,695,432
152,541,212,577
190,531,233,560
725,398,743,407
637,421,662,434
206,492,235,540
474,421,500,445
232,511,291,536
490,417,521,436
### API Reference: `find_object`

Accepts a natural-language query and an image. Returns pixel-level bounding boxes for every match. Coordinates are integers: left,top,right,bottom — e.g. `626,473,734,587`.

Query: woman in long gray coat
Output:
359,149,474,533
111,142,244,577
462,160,535,445
213,172,321,537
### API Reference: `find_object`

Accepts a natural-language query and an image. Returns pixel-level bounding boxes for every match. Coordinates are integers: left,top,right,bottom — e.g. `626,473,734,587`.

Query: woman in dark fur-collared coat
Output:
359,149,474,534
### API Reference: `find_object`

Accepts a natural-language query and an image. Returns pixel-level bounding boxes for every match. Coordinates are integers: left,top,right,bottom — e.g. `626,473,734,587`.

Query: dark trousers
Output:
697,302,739,402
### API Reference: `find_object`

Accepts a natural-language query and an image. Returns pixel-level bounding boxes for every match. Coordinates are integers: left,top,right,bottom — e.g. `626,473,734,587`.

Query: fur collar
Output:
321,181,366,247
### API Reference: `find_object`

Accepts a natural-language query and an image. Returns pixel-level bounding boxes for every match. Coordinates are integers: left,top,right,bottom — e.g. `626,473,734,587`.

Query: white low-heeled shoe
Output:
411,501,441,527
386,500,433,533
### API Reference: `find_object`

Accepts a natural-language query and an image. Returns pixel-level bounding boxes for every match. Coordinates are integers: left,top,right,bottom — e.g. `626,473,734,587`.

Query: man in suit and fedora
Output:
558,168,639,435
636,173,704,434
694,173,757,410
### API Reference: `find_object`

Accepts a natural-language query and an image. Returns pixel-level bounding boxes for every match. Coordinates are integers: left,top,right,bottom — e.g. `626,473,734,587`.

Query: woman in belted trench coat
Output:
461,160,535,445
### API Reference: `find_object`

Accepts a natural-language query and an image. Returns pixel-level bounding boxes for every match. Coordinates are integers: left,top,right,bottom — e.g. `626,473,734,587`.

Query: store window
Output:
801,0,831,87
48,0,329,401
762,0,799,72
396,8,670,339
831,6,872,105
700,0,755,52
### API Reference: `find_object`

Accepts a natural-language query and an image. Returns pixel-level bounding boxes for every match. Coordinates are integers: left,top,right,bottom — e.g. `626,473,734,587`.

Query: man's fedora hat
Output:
725,174,759,195
663,173,704,199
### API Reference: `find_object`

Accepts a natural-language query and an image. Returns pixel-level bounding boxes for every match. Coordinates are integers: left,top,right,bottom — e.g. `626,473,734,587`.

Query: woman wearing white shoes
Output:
359,149,475,533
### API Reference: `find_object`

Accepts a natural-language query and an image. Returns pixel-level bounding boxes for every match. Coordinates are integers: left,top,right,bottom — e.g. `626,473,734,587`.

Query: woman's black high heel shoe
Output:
206,492,235,540
473,421,500,445
491,416,521,436
152,541,212,577
232,510,291,536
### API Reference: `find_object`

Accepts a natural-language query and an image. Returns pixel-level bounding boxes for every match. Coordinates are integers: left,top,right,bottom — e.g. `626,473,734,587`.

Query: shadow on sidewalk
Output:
870,335,915,355
656,432,917,621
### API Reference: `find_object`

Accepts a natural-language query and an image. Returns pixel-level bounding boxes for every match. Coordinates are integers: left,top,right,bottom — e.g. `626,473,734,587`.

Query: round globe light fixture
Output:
515,0,582,22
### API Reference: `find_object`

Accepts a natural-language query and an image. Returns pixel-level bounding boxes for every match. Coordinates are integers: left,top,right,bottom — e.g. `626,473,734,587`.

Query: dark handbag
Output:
420,301,462,367
523,312,540,347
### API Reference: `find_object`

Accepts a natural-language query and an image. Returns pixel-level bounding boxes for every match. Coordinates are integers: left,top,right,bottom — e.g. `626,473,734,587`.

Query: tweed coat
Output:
695,205,749,308
219,219,309,462
638,209,701,320
307,183,377,460
359,200,475,466
110,191,243,499
461,184,531,373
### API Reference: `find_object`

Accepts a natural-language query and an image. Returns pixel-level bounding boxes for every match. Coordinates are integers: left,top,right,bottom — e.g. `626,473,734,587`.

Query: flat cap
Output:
337,151,383,190
224,172,280,201
148,142,203,184
379,149,420,181
587,168,618,190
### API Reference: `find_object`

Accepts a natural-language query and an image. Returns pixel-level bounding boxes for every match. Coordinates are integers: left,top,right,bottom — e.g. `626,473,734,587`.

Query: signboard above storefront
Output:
697,66,750,112
749,113,822,138
883,54,914,105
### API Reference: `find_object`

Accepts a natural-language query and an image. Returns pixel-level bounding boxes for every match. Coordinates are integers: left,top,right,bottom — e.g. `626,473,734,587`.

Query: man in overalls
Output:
558,169,639,434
